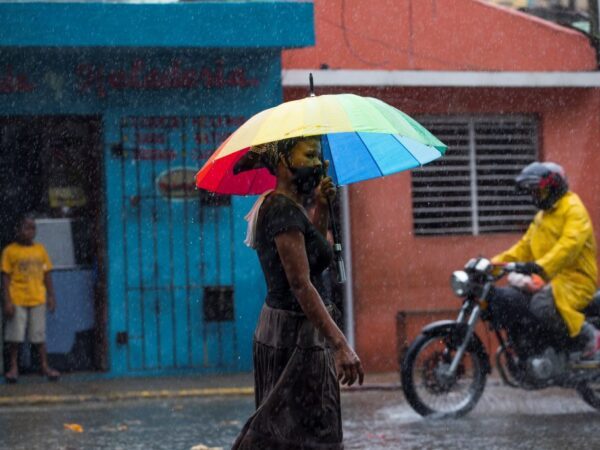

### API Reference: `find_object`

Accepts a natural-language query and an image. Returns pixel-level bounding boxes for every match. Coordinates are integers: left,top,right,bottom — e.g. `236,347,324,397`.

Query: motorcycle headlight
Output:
451,270,470,297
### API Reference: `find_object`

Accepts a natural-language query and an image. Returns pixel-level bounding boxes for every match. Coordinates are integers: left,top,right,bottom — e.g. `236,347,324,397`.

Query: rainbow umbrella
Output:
195,93,446,195
196,91,447,283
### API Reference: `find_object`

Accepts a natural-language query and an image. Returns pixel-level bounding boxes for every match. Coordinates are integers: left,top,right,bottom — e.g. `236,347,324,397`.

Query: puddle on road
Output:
341,388,598,450
376,405,422,424
475,387,595,415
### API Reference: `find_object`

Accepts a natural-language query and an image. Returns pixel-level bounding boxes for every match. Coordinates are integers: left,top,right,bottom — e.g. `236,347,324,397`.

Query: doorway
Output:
0,116,105,373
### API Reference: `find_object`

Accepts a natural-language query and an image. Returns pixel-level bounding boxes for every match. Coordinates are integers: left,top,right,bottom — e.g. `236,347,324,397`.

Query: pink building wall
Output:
283,0,600,371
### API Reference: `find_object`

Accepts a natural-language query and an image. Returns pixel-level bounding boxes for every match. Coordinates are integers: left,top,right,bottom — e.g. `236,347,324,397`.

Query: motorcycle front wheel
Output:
401,328,487,417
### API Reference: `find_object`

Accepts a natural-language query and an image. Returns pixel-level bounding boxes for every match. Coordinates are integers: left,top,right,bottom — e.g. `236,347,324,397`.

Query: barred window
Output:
412,116,538,236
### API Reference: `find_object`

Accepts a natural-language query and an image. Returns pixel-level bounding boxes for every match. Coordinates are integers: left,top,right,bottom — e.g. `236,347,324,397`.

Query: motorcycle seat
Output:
584,290,600,318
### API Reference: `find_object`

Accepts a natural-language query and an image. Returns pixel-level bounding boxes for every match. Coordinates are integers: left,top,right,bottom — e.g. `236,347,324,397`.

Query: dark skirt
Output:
232,305,343,450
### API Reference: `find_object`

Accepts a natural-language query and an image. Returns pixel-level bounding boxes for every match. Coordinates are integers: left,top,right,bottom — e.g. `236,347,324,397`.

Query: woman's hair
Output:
234,137,304,176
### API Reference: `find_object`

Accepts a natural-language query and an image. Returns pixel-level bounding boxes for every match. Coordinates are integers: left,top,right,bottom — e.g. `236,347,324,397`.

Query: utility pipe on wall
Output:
340,185,355,348
589,0,600,68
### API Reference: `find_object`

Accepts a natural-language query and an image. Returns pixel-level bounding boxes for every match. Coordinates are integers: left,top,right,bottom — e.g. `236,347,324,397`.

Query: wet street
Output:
0,382,598,450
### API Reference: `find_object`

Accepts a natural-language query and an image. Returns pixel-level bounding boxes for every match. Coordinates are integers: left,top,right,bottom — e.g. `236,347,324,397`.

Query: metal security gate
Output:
107,114,249,373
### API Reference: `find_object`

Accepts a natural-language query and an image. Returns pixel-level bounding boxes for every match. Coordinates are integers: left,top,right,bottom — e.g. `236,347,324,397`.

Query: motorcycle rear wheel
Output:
577,381,600,410
401,329,487,417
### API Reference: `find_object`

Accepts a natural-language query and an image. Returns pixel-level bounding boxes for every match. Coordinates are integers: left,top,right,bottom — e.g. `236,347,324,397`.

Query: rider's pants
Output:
528,286,569,338
488,286,569,346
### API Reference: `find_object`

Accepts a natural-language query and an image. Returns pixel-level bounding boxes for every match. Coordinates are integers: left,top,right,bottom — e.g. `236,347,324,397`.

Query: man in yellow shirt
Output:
490,162,599,359
2,215,60,382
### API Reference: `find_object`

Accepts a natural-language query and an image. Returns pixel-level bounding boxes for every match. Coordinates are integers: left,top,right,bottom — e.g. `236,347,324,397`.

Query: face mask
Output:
530,186,559,210
518,180,552,210
289,165,322,195
531,188,553,210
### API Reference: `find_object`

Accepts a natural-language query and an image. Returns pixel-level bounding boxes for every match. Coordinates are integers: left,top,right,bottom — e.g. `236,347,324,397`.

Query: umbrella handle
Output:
332,238,347,284
327,197,346,284
320,135,346,284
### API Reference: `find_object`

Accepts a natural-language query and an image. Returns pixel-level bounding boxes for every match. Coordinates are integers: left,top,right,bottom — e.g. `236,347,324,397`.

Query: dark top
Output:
255,193,333,312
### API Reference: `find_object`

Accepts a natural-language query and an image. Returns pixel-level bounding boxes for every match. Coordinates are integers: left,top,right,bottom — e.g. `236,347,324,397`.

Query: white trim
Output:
468,121,479,237
282,69,600,88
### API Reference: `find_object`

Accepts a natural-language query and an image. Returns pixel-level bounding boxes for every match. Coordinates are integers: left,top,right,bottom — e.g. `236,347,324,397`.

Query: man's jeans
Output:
487,285,570,352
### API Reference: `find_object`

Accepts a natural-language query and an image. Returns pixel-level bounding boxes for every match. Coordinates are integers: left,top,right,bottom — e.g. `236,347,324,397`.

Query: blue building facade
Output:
0,2,314,376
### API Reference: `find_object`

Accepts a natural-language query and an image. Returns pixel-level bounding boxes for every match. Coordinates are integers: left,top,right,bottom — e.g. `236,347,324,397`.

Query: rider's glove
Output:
508,272,546,292
513,262,545,278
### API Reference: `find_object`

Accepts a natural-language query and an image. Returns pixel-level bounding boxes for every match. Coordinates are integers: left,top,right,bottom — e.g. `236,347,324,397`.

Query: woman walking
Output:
232,136,364,450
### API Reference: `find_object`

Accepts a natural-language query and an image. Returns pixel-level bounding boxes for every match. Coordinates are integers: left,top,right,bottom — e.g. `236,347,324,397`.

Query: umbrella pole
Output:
328,198,347,284
319,134,346,284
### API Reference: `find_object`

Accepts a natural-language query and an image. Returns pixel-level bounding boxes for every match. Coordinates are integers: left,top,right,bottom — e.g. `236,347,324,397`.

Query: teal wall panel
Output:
0,2,314,48
0,47,275,375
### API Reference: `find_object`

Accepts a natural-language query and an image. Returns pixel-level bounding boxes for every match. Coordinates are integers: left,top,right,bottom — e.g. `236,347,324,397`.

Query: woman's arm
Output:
275,230,364,386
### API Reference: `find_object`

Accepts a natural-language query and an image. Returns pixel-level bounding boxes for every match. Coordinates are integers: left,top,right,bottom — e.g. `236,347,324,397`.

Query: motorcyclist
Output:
489,161,599,359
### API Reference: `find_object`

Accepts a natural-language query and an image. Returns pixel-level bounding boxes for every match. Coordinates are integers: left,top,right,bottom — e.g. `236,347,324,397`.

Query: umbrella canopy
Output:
195,93,446,195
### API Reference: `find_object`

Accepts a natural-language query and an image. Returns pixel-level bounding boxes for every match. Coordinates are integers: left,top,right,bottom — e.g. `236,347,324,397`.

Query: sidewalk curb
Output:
0,387,255,407
0,383,404,407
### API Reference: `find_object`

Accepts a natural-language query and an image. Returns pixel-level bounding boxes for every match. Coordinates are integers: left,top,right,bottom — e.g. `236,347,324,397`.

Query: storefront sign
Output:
134,149,177,161
75,59,259,98
0,65,35,94
116,115,246,162
156,167,198,200
48,186,87,208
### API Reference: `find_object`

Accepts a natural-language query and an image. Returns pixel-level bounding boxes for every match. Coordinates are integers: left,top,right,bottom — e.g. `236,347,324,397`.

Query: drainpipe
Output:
341,185,355,348
590,0,600,68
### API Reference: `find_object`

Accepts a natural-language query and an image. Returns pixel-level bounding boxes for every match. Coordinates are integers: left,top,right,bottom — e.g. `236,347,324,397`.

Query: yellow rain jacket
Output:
493,191,598,337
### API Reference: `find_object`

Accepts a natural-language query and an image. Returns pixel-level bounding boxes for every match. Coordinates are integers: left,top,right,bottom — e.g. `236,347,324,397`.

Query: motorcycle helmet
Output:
515,161,568,210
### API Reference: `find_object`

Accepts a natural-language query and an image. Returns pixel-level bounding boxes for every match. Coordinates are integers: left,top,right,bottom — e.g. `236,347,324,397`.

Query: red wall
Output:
285,86,600,371
283,0,596,71
283,0,600,372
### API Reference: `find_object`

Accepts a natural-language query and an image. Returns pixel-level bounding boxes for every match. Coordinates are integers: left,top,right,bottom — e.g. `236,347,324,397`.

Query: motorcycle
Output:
400,257,600,417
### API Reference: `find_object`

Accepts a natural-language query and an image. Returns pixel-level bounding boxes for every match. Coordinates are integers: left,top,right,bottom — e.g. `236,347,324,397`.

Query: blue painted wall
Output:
0,47,280,375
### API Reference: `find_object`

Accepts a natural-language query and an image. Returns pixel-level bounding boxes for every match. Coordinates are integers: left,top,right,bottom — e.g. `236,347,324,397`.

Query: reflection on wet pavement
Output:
0,384,597,449
342,385,597,450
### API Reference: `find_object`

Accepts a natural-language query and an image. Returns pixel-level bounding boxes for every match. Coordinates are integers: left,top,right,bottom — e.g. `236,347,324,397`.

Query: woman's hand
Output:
334,343,364,386
315,161,336,206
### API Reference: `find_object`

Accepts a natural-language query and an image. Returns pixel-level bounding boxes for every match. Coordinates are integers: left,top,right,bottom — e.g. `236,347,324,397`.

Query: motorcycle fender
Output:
421,320,492,375
421,320,458,335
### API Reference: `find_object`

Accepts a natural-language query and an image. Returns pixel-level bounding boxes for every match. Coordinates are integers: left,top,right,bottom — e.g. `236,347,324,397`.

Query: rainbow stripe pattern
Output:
196,93,446,195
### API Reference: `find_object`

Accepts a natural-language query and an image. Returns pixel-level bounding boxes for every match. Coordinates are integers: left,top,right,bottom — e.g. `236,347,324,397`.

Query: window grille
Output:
412,116,538,236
